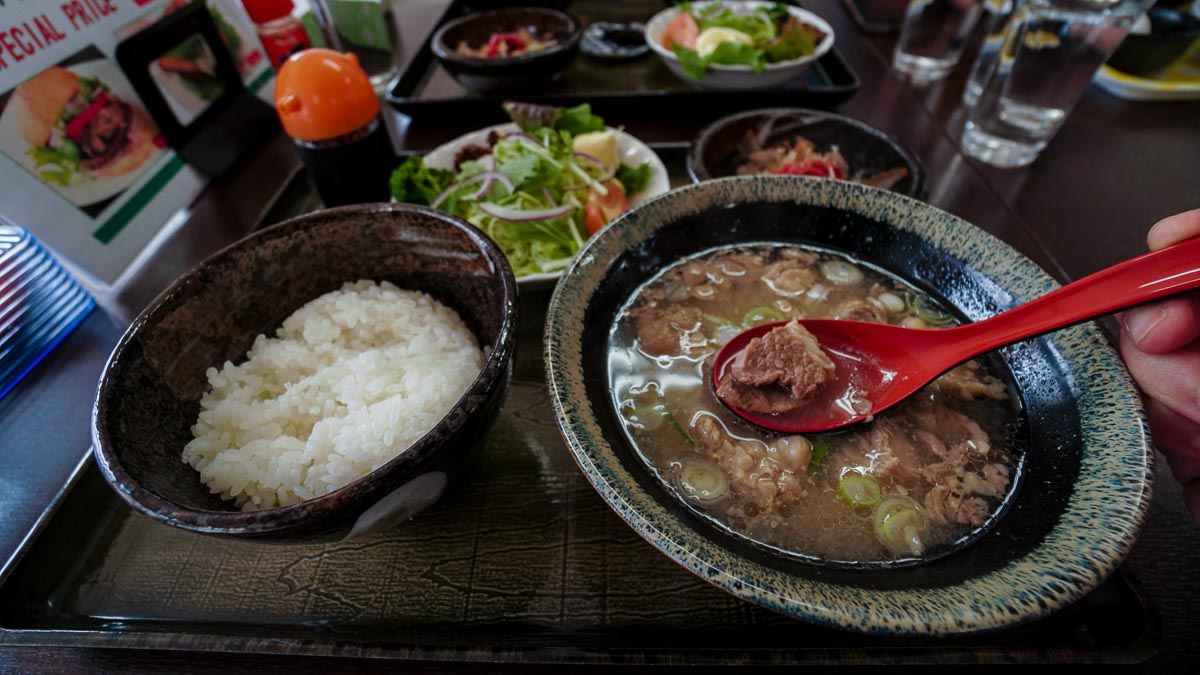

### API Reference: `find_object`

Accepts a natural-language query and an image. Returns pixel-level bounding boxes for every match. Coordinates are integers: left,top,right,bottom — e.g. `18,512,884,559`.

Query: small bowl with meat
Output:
431,7,582,94
688,108,926,198
544,175,1152,634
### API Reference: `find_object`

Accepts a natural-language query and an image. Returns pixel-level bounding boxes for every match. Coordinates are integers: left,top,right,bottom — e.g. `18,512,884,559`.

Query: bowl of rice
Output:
92,203,517,542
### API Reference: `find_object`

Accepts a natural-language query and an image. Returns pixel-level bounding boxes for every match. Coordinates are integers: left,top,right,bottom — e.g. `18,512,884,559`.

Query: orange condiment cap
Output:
274,49,380,142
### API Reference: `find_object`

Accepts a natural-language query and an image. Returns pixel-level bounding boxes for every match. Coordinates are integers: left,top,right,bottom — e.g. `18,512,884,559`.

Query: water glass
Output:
312,0,403,93
963,0,1022,106
962,0,1151,167
893,0,987,85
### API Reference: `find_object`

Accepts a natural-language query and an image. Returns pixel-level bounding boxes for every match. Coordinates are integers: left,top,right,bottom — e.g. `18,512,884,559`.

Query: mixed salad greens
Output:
390,102,654,277
661,1,823,80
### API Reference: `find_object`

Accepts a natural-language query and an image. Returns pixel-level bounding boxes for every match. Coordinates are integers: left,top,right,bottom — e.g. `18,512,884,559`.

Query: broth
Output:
608,244,1019,563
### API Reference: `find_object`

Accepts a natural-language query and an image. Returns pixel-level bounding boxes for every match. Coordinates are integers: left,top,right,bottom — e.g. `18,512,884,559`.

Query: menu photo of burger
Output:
0,54,164,211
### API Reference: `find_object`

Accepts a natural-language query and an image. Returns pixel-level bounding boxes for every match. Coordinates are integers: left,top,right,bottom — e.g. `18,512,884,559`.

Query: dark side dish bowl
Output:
431,7,582,93
544,176,1152,634
688,108,926,199
92,204,517,543
1107,4,1200,77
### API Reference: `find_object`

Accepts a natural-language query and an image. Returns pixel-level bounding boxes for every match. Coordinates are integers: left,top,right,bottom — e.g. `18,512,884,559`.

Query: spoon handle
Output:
954,237,1200,355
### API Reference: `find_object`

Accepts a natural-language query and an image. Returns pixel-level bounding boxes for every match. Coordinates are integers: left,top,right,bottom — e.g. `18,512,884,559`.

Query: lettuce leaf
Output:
696,7,775,43
503,101,606,137
616,162,653,195
389,155,453,205
707,41,767,71
675,41,767,80
555,103,605,136
762,17,817,63
673,44,711,80
502,101,562,133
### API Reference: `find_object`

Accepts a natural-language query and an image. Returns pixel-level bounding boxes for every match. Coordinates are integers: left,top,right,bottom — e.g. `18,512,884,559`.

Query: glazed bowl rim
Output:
543,175,1153,635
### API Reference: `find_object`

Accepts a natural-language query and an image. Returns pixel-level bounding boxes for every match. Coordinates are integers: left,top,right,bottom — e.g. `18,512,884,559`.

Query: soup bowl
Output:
92,204,517,542
544,176,1153,634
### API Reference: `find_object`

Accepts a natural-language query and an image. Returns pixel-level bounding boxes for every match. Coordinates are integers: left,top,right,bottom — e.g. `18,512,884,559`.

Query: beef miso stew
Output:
608,244,1021,564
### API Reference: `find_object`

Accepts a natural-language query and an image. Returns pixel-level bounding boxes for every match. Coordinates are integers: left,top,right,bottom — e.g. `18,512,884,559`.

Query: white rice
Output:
182,280,484,511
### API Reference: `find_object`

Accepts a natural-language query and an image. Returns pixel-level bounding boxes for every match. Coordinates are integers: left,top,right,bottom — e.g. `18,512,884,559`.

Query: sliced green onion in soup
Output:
677,458,729,503
819,260,864,286
837,473,881,508
907,294,954,325
664,409,694,446
872,496,928,556
741,306,786,328
807,436,831,472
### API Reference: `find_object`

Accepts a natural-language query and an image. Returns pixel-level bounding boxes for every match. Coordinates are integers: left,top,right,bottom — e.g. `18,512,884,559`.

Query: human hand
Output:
1119,208,1200,521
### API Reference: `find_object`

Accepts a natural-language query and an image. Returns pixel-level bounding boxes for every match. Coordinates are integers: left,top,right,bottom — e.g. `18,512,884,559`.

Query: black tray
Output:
0,144,1163,665
387,0,861,122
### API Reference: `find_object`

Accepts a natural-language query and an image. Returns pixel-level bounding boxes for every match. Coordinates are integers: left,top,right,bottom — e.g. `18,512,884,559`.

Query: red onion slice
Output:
470,171,515,200
541,185,557,206
480,202,575,222
430,182,459,209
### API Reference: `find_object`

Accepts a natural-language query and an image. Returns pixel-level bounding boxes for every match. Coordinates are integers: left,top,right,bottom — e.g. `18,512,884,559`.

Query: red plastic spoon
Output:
713,237,1200,434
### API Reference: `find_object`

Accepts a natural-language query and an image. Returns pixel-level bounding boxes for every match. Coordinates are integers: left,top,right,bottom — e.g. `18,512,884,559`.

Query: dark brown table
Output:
1,0,1197,671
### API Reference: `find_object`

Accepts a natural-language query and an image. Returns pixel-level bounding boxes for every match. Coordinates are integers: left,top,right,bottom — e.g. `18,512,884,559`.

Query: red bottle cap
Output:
242,0,295,25
274,49,380,141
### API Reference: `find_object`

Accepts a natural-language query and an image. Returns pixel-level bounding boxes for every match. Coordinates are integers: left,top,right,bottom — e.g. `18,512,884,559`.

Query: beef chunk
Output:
694,416,809,514
630,305,703,357
717,320,835,414
834,298,886,323
930,361,1008,400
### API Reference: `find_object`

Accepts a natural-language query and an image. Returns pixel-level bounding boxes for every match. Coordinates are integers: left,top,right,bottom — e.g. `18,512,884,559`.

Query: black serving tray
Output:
387,0,861,123
0,144,1163,665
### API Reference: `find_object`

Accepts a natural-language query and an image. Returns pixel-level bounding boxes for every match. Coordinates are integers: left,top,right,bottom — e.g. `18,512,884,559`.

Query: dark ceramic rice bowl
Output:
544,176,1152,634
92,204,518,542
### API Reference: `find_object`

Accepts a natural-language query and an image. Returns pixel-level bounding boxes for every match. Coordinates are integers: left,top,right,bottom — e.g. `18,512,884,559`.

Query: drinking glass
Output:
312,0,402,93
893,0,987,85
962,0,1151,167
963,0,1021,106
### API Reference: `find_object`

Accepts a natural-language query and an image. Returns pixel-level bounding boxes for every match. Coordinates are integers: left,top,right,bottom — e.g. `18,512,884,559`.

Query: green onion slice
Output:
741,306,785,328
837,473,881,507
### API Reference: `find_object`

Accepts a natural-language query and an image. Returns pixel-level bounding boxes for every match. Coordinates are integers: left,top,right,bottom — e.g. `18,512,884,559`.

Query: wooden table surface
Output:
1,0,1198,671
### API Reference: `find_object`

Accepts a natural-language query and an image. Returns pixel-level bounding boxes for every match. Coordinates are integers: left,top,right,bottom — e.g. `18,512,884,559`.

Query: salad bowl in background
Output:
645,1,835,91
411,120,669,291
544,176,1153,634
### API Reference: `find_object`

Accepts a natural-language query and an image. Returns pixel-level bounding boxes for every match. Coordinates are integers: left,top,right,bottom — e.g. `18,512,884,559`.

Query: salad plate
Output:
406,115,669,291
645,1,836,91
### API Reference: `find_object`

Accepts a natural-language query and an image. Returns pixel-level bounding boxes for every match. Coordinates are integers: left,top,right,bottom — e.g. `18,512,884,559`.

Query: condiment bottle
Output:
274,49,395,206
242,0,311,69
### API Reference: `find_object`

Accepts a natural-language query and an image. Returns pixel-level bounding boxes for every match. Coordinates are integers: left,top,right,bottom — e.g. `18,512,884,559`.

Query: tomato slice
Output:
771,160,846,179
662,12,699,50
584,180,629,236
584,203,606,236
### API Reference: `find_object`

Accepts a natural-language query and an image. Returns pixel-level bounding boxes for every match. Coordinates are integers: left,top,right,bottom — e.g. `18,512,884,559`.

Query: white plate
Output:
423,122,670,291
644,1,835,91
0,60,163,209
